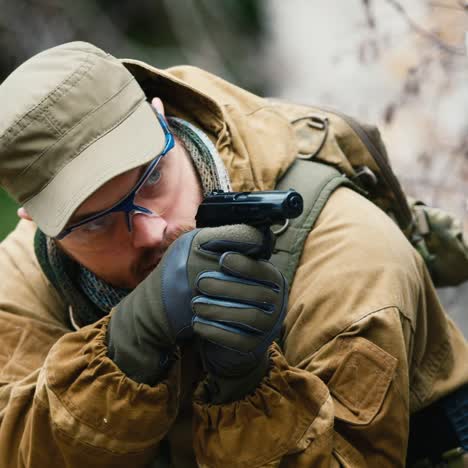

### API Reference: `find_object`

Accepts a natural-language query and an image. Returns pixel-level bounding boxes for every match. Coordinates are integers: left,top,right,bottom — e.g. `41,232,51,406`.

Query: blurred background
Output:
0,0,467,333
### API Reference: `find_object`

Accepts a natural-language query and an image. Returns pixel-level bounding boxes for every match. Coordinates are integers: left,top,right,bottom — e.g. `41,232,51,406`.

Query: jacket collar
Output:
121,59,298,193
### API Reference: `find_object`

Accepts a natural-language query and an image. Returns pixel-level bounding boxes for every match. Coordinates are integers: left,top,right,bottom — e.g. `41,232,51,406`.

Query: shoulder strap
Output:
271,159,358,287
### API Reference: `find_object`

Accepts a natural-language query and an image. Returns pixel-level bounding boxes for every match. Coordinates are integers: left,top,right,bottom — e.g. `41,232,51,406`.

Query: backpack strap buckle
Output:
353,165,378,190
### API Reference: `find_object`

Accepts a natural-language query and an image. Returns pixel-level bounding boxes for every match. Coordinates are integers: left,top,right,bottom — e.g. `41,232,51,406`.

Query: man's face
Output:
57,125,203,290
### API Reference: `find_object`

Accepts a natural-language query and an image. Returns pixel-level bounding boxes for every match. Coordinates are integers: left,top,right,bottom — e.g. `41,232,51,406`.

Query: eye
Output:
145,169,161,187
138,166,163,199
79,215,113,233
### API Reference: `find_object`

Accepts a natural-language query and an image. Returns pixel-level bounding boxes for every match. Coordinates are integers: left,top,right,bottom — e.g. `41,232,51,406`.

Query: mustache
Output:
132,223,195,278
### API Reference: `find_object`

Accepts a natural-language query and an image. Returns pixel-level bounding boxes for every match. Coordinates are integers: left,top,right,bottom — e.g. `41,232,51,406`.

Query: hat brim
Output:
24,101,165,237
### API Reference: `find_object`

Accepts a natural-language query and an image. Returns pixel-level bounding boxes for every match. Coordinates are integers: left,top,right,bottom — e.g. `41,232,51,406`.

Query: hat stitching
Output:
0,53,94,147
13,75,137,189
40,56,97,135
1,56,94,193
41,107,64,137
68,81,141,164
34,54,95,136
37,108,62,138
24,96,148,213
0,114,59,191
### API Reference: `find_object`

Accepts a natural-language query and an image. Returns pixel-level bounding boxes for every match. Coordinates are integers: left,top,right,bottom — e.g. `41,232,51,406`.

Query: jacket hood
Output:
121,59,298,192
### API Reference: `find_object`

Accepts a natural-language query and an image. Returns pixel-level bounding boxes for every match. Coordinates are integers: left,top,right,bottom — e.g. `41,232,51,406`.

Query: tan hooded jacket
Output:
0,62,467,468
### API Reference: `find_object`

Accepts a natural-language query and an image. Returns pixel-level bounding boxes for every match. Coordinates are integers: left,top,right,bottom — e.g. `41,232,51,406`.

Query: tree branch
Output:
384,0,465,55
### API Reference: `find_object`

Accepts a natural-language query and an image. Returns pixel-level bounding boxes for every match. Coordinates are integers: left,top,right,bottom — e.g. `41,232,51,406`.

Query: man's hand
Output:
192,245,288,403
107,224,282,385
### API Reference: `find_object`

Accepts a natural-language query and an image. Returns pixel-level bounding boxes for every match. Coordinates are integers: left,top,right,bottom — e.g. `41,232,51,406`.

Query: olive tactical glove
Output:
192,247,288,403
107,224,285,386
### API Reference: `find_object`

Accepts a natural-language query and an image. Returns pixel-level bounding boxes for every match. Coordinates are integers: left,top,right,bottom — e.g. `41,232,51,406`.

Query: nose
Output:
131,213,168,249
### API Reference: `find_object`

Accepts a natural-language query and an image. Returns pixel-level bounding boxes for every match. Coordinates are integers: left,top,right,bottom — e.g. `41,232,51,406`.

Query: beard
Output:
131,222,195,283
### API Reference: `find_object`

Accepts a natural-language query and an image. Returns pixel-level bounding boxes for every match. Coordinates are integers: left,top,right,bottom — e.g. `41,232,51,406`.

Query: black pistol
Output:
196,189,303,228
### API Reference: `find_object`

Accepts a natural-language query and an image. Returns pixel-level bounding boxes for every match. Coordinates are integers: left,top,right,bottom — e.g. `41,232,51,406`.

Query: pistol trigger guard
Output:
272,219,289,237
256,226,275,260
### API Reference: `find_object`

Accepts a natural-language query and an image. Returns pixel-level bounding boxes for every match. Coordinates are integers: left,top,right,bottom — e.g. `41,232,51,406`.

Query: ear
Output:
17,207,33,221
151,97,165,116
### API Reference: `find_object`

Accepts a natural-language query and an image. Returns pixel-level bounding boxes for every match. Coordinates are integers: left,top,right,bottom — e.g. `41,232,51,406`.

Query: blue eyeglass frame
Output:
55,111,175,240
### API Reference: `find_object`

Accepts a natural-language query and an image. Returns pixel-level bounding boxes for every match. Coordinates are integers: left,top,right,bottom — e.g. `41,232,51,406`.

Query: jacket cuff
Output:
44,314,181,453
107,308,177,386
192,342,329,467
202,352,270,404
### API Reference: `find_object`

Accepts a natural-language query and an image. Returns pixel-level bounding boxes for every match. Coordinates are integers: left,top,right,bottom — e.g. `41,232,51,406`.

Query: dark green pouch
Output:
410,199,468,287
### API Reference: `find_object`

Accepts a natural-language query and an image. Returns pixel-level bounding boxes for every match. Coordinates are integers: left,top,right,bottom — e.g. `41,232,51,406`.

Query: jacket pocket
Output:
328,337,397,425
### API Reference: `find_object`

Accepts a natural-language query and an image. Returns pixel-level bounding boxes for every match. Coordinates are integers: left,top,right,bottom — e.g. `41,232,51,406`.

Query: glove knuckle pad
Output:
193,299,274,333
221,253,282,286
196,272,279,309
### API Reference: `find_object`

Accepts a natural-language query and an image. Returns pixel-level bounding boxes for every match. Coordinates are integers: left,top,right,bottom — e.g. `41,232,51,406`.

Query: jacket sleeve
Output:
0,221,181,467
191,187,424,467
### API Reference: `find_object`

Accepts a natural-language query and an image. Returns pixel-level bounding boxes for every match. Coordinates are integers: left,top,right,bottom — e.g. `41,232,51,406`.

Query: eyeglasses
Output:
56,111,175,245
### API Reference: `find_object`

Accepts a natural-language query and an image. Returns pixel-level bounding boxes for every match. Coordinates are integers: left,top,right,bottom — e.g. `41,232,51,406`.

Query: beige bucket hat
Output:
0,42,166,237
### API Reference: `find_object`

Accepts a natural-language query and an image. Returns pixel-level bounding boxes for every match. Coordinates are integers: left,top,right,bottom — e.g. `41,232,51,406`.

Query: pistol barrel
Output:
196,189,303,228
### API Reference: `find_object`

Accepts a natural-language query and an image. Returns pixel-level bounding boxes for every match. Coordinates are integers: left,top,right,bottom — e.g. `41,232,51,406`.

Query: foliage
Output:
0,189,18,241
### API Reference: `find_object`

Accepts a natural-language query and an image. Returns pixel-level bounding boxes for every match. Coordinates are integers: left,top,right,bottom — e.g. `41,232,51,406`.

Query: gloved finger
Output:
193,315,260,353
196,224,266,259
219,252,286,290
196,271,279,310
192,296,274,333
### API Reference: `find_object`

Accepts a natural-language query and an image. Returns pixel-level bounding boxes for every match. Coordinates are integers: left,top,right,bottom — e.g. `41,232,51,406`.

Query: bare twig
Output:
362,0,377,28
384,0,465,55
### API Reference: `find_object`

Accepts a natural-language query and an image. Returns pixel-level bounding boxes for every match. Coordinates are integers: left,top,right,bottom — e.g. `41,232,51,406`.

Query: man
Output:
0,41,467,467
